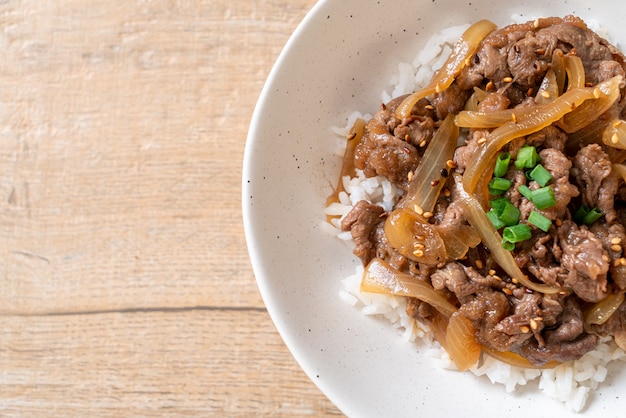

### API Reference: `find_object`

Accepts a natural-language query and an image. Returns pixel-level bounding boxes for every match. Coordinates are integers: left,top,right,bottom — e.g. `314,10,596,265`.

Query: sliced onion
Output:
395,20,497,120
400,114,459,212
558,75,622,133
584,291,625,325
462,86,598,195
384,208,448,265
438,223,481,260
603,119,626,150
361,258,458,318
326,118,366,214
446,312,481,371
564,55,585,91
535,68,558,105
453,174,561,294
464,87,488,111
482,346,560,369
551,49,566,96
455,106,537,129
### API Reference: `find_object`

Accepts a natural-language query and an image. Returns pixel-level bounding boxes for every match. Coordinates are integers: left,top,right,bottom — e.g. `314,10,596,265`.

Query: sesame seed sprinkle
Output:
413,249,424,258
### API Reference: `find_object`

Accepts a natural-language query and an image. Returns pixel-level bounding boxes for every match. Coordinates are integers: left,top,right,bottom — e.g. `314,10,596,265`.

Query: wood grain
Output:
0,0,342,416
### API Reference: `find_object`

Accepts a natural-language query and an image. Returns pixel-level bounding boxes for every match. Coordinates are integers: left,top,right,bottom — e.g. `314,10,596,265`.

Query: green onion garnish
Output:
502,240,516,251
573,205,590,223
531,186,556,210
494,152,511,178
503,223,532,244
582,207,603,225
515,145,539,170
489,197,520,226
488,177,512,195
487,209,505,229
518,184,533,200
528,164,552,187
528,211,552,232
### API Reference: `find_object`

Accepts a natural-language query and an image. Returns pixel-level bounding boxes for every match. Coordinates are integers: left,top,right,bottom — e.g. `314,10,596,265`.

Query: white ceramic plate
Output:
243,1,626,416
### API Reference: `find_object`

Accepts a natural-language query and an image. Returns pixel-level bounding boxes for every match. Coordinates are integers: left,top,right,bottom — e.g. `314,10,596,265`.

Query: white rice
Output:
325,20,626,413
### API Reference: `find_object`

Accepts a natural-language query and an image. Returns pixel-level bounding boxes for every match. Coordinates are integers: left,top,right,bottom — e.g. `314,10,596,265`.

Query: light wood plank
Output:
0,0,314,314
0,309,342,417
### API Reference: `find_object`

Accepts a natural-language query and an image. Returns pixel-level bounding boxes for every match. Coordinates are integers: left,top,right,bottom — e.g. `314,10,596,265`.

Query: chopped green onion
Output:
488,177,512,195
489,197,509,213
529,164,553,187
503,224,532,243
502,240,516,251
518,184,534,200
494,152,511,177
583,207,603,225
573,205,590,223
487,209,505,229
499,201,521,226
528,211,552,232
489,197,520,226
531,186,556,210
515,145,539,170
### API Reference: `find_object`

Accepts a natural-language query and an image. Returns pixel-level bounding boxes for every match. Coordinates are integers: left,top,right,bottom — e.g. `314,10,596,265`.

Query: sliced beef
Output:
354,96,439,190
430,82,472,120
590,221,626,289
460,289,513,352
341,200,385,264
557,220,609,302
572,144,617,222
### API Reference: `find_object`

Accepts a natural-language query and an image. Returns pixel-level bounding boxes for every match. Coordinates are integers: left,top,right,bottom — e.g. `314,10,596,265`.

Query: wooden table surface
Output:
0,1,342,416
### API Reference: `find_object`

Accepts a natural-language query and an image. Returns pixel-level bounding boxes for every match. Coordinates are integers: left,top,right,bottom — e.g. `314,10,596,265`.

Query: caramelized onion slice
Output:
558,76,622,133
446,312,481,371
455,106,536,129
361,258,457,318
453,174,560,294
384,208,448,265
401,114,459,212
535,68,558,105
482,346,559,369
564,55,586,91
326,118,366,218
584,291,625,325
438,223,481,260
462,86,597,195
603,119,626,150
395,20,497,120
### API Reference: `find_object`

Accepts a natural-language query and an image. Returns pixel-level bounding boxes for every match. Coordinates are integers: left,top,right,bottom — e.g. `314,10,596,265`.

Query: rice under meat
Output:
325,15,626,412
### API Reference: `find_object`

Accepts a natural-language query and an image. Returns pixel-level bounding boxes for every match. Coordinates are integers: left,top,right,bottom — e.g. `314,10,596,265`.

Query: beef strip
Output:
572,144,618,222
590,221,626,289
557,220,609,302
460,289,513,352
341,200,385,264
519,296,598,365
